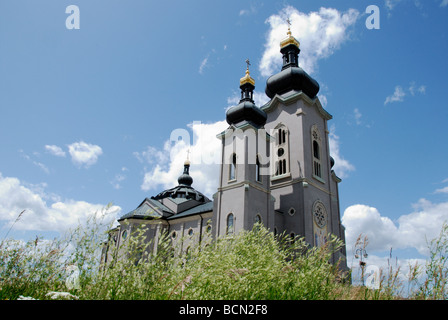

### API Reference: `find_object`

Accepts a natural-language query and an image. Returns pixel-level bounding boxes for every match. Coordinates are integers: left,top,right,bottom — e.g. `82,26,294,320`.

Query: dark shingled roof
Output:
118,162,212,222
118,198,174,221
167,201,213,220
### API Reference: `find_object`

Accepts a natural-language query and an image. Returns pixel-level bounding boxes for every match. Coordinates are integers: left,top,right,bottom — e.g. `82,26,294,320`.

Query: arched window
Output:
226,213,234,234
229,153,237,181
313,140,320,159
311,125,322,179
274,125,289,176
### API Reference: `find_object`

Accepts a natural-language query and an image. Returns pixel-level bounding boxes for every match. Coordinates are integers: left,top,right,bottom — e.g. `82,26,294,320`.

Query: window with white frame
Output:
229,153,237,181
311,125,322,179
226,213,234,234
274,125,289,176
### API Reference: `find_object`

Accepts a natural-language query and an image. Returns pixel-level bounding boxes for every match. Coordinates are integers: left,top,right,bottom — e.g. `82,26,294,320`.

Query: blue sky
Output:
1,0,448,277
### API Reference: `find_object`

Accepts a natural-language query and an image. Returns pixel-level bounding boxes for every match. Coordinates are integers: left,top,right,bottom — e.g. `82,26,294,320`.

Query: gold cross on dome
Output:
245,58,251,70
286,18,291,27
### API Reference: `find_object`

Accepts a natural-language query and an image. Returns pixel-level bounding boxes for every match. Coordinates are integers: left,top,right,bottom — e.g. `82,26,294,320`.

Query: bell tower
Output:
213,61,274,237
261,23,347,265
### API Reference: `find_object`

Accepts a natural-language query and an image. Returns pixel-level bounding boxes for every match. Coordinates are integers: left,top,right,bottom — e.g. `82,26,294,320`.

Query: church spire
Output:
239,59,255,102
265,19,320,99
280,18,301,70
178,153,193,187
226,59,267,127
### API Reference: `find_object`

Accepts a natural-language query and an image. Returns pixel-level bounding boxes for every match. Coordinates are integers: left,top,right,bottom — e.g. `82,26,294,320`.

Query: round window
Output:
188,228,194,237
313,201,327,228
277,148,285,157
121,230,128,240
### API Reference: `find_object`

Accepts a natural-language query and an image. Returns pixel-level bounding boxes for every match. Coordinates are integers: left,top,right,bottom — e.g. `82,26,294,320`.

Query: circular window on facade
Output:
313,201,327,228
121,230,128,240
206,225,212,233
171,231,177,239
277,148,285,157
288,207,296,216
188,228,194,237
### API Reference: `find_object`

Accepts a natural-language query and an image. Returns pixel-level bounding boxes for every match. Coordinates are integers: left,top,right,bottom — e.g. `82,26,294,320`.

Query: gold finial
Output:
184,149,191,166
280,17,300,49
240,58,255,86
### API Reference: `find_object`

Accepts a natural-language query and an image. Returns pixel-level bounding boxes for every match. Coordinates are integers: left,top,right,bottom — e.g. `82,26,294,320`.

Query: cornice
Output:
261,91,332,121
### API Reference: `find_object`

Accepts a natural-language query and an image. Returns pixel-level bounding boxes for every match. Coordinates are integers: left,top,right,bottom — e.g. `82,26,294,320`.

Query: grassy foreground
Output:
0,211,447,300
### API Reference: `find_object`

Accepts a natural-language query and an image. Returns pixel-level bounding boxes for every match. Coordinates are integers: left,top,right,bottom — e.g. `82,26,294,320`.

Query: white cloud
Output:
353,108,362,125
260,6,359,77
239,5,257,16
442,0,448,7
318,94,328,108
342,199,448,256
0,172,120,234
199,56,209,74
140,121,228,198
19,149,50,174
435,186,448,194
384,85,406,105
110,167,129,190
328,125,355,179
45,145,66,157
68,141,103,168
417,85,426,94
226,91,270,111
385,83,426,105
385,0,402,11
134,145,170,165
343,204,399,253
409,82,426,96
110,174,126,190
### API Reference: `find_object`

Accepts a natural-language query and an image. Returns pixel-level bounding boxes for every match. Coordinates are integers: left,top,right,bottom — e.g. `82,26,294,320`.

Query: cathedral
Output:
101,25,347,267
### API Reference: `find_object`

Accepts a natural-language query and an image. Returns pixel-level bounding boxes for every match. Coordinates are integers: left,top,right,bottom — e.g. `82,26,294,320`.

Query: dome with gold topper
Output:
226,60,267,128
265,22,319,99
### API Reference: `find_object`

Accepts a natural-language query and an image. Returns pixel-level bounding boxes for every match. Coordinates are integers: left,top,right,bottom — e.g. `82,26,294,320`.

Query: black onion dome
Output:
177,160,193,186
265,27,319,99
177,172,193,187
226,100,267,127
226,66,267,127
265,66,319,99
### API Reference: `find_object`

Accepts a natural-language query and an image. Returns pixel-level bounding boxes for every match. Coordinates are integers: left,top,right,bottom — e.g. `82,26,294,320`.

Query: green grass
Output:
1,209,447,300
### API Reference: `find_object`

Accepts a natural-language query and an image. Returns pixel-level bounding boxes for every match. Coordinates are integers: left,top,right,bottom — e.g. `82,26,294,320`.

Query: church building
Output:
101,25,347,267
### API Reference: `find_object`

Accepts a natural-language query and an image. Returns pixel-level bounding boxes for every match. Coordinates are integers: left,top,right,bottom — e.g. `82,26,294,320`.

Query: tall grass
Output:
87,224,347,300
1,208,448,300
0,206,113,300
